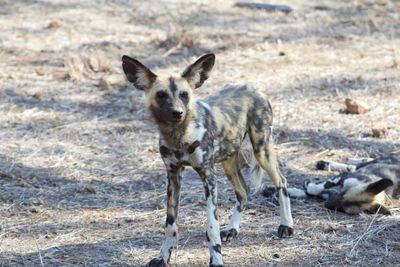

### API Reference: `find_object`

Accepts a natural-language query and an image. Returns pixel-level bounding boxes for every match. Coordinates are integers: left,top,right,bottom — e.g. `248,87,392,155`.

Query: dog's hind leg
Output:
249,129,293,237
220,154,249,242
303,175,342,198
316,160,356,172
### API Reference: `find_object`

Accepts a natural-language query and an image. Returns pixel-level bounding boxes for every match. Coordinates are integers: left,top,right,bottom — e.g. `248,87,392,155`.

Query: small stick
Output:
349,206,381,256
162,41,182,58
235,2,293,13
314,149,331,158
35,240,45,267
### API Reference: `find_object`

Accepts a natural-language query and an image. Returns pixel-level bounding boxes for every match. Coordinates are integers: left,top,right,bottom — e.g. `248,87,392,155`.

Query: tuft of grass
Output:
64,52,116,81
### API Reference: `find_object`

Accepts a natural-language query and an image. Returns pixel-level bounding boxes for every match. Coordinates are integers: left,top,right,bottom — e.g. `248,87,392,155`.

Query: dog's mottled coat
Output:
122,53,293,267
304,153,399,215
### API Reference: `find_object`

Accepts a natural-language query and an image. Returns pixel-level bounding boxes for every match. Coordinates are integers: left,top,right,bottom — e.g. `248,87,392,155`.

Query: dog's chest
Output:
159,141,205,169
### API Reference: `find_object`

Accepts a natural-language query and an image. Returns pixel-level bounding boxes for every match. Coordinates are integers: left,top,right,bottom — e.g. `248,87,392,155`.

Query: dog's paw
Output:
379,206,392,215
260,185,276,198
316,160,329,170
147,257,166,267
220,228,238,242
278,225,293,238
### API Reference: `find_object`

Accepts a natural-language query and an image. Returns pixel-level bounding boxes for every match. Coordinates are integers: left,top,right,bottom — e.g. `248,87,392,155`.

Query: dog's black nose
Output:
172,110,183,119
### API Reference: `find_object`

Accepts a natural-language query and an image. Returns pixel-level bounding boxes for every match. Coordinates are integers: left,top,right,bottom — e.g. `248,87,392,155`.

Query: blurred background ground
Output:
0,0,399,266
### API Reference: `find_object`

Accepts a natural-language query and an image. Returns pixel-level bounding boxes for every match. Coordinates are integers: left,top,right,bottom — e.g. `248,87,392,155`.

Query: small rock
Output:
99,74,127,90
47,19,62,29
372,127,388,139
273,253,280,259
344,98,369,114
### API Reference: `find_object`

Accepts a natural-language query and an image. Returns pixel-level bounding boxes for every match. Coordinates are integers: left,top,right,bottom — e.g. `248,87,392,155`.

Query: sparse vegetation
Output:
0,0,399,266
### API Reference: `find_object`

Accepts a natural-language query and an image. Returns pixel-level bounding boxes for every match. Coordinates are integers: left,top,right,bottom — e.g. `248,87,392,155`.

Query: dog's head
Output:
324,178,393,215
122,54,215,125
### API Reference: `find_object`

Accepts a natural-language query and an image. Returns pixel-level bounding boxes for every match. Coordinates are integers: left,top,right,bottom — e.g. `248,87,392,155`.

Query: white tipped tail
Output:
238,146,264,189
250,164,263,189
239,146,306,198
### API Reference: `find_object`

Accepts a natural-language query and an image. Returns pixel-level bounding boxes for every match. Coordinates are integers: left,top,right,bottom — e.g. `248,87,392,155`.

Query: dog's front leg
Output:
197,168,224,267
148,167,182,267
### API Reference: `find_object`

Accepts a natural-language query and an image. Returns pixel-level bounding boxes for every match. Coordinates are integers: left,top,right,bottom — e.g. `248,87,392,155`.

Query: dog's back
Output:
199,84,273,163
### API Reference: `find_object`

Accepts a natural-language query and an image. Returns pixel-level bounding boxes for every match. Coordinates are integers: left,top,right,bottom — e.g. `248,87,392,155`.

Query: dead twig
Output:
349,207,381,256
34,240,45,267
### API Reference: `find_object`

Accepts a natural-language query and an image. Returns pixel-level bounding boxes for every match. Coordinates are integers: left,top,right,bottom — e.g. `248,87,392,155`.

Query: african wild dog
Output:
304,152,399,215
122,53,293,267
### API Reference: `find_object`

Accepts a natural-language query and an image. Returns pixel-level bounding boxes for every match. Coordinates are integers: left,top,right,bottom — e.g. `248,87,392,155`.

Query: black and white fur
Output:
304,153,399,215
122,53,293,267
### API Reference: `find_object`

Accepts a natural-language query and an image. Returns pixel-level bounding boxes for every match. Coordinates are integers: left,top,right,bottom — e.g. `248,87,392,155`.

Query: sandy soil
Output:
0,0,399,266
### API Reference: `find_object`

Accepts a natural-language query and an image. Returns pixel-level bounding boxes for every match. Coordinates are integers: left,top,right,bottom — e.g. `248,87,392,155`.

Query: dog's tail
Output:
238,146,263,189
238,146,306,198
248,159,264,189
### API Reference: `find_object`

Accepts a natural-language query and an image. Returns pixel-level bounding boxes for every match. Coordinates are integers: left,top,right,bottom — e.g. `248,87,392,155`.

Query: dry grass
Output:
0,0,399,266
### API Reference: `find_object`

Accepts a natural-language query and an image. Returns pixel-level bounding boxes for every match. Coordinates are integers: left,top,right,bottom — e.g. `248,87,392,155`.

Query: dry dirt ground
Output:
0,0,399,266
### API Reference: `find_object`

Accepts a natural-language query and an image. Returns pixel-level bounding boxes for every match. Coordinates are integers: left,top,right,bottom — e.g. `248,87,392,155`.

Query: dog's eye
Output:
156,91,167,98
180,92,188,99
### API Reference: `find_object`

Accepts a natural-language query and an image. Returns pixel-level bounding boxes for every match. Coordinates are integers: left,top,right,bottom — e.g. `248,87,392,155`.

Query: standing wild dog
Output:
304,153,400,215
122,53,293,267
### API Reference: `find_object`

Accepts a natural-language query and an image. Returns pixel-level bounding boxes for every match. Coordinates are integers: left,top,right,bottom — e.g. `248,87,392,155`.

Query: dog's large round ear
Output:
122,55,157,91
181,53,215,89
366,178,394,195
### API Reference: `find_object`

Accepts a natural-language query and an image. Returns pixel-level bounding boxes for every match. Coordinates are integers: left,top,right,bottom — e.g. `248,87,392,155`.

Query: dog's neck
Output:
156,111,196,149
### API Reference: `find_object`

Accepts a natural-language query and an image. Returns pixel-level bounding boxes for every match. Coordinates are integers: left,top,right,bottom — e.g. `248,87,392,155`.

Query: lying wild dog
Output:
122,53,293,267
304,153,399,215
